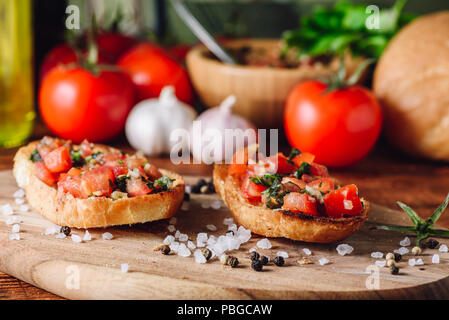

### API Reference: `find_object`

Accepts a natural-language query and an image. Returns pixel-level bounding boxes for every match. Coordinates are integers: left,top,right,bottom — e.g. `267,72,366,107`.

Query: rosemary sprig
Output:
377,193,449,246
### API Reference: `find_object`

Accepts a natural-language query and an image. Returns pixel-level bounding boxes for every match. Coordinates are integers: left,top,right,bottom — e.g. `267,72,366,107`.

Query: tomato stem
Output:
85,14,99,72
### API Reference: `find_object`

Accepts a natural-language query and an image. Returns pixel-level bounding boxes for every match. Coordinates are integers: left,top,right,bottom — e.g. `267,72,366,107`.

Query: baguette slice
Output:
13,141,185,229
213,164,369,243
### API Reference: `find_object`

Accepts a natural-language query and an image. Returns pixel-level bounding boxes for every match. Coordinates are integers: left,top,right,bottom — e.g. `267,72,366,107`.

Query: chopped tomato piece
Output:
241,174,267,202
108,164,128,177
229,145,258,176
324,184,363,218
67,167,83,176
144,163,162,179
126,178,152,197
281,176,306,192
35,162,58,186
37,137,62,158
307,178,334,193
126,157,147,169
43,146,72,173
58,174,85,198
301,174,314,183
282,192,318,216
80,140,93,157
81,166,115,197
291,152,315,168
310,163,329,177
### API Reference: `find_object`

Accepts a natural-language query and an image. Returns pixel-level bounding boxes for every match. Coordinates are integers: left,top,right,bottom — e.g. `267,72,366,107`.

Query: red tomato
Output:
282,192,318,216
39,66,135,143
118,43,193,104
35,162,58,186
167,44,191,61
284,80,382,167
43,146,72,173
324,184,363,217
241,175,267,201
126,178,152,197
307,178,334,193
96,32,138,62
81,166,115,197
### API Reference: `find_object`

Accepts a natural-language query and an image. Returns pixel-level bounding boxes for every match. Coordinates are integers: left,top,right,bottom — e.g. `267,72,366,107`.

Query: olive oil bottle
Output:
0,0,35,148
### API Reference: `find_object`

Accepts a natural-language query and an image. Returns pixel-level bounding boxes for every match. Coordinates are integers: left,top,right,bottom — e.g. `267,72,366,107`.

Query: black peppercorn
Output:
273,256,285,267
423,238,439,249
207,180,215,193
183,193,190,201
202,248,212,261
260,256,269,265
160,245,171,255
251,259,263,271
60,226,71,236
197,179,207,188
394,252,402,262
390,265,399,275
249,251,260,261
228,256,239,268
191,184,201,194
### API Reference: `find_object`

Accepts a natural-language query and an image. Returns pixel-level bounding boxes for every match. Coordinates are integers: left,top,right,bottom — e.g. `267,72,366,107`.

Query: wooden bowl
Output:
186,38,366,129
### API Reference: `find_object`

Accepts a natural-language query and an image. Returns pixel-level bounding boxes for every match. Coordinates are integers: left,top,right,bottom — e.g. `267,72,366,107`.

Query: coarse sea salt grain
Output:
187,240,196,250
194,249,207,264
55,233,66,239
19,204,29,212
432,254,440,264
9,233,20,241
177,243,191,257
11,224,20,233
71,234,82,243
178,233,189,242
45,226,58,235
13,189,25,198
277,251,289,259
336,244,354,256
408,258,416,266
185,185,191,194
102,232,113,240
257,238,272,250
170,241,180,252
175,230,181,239
121,263,129,273
167,225,176,233
303,248,312,256
206,224,217,231
211,200,221,210
164,235,175,244
439,244,448,253
375,260,386,267
399,236,411,247
2,204,13,216
371,252,383,259
14,198,25,205
169,217,177,225
196,241,206,248
318,258,329,265
197,232,208,243
394,247,409,255
83,230,92,241
415,258,424,266
223,218,234,226
249,248,256,253
6,216,21,225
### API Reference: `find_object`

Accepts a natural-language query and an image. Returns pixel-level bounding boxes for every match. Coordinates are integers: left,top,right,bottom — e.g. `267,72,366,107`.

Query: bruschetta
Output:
213,146,369,243
13,137,184,228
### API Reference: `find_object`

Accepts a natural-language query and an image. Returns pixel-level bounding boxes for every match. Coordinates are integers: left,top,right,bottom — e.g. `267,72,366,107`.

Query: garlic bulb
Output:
190,95,257,163
125,86,197,156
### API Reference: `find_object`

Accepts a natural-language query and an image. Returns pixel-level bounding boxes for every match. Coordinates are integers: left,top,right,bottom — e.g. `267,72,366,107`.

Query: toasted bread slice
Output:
13,141,185,229
213,164,369,243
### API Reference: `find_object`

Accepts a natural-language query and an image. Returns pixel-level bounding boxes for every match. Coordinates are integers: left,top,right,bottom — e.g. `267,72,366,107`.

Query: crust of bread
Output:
213,164,369,243
13,141,185,229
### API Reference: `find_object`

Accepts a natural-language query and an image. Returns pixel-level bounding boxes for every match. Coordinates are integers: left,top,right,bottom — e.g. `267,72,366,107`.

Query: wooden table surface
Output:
1,126,449,299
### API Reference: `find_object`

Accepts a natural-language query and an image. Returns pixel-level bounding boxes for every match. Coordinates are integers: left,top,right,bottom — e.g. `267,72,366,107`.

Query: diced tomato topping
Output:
229,146,258,176
80,140,93,157
310,163,329,177
37,137,62,158
43,146,72,173
282,192,318,216
126,178,152,197
324,184,363,218
35,162,58,186
281,176,306,192
109,164,128,177
58,174,85,198
66,167,83,176
307,178,334,193
241,174,267,202
143,163,162,179
81,166,115,198
291,152,315,168
126,157,146,169
301,174,314,183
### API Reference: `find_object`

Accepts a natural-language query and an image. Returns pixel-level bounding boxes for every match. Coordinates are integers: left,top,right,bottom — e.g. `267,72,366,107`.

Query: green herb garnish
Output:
293,162,311,179
287,148,301,164
70,150,84,168
115,175,130,193
282,0,415,60
154,176,175,191
29,149,42,163
85,152,102,163
377,193,449,246
249,173,282,188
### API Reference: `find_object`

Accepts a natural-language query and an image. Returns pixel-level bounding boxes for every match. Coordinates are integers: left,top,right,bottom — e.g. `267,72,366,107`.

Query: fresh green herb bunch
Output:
377,193,449,247
282,0,415,60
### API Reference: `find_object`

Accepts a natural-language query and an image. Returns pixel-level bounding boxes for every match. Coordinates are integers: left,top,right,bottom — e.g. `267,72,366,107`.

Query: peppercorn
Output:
386,259,396,268
191,184,201,194
160,245,171,255
412,246,422,256
251,259,263,271
260,256,269,265
390,265,399,275
200,185,209,194
183,193,190,201
220,254,230,265
207,180,215,193
273,256,285,267
385,253,395,261
228,256,239,268
423,238,439,249
249,251,260,261
394,253,402,262
197,179,207,187
202,248,212,261
60,226,71,236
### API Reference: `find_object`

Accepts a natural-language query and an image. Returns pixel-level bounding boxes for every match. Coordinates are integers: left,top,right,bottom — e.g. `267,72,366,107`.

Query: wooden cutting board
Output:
0,169,448,300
